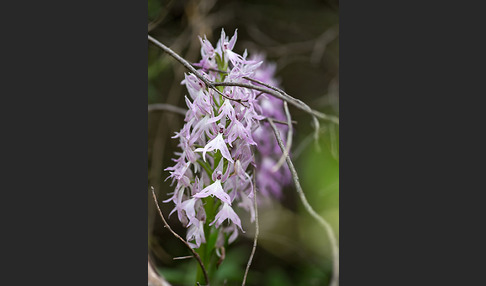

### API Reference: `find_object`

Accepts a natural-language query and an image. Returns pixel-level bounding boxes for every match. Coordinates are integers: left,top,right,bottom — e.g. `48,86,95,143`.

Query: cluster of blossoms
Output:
164,29,291,249
249,54,292,200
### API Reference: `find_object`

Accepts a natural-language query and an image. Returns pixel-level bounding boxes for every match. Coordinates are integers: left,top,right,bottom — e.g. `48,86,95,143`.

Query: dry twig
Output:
242,169,260,286
214,80,338,125
272,101,292,172
147,34,339,123
267,119,339,286
148,35,248,107
151,187,210,286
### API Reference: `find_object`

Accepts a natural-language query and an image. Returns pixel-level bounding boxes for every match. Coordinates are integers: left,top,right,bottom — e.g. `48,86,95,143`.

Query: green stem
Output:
195,244,206,285
195,195,220,285
197,159,213,178
194,52,228,285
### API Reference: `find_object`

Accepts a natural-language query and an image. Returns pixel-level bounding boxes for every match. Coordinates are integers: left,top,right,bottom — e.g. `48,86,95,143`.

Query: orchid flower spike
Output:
164,29,291,249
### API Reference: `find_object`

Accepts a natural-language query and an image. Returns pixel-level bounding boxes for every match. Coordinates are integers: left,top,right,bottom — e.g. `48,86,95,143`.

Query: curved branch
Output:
147,34,338,124
242,169,260,286
267,119,339,286
272,101,293,172
151,187,210,286
148,35,248,107
213,80,338,125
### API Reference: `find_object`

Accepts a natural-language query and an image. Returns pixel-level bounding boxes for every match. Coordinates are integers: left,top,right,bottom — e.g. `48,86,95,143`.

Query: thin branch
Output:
264,118,297,126
213,80,338,125
216,247,226,268
216,78,326,145
245,76,338,124
151,187,210,286
272,101,292,172
148,35,205,85
255,92,264,99
148,35,341,119
192,64,228,74
242,75,332,143
266,119,339,286
148,35,248,107
173,255,193,260
148,103,187,115
242,168,259,286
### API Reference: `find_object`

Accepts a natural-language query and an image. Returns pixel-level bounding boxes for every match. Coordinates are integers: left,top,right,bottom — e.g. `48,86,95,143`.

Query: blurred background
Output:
148,0,339,285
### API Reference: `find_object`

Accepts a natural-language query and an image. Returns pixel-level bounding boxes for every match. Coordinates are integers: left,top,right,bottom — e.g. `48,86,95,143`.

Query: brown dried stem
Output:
151,187,210,286
148,35,248,107
272,101,293,172
147,34,340,122
241,168,260,286
267,119,339,286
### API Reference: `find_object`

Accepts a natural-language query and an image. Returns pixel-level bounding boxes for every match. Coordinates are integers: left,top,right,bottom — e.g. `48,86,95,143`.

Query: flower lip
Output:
194,133,234,164
193,179,232,205
209,202,243,232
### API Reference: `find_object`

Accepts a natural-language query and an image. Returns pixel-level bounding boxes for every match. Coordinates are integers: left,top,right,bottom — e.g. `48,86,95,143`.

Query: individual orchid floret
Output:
193,179,232,205
181,198,198,226
196,35,216,71
209,202,243,231
191,90,212,116
186,220,206,248
194,133,234,163
165,161,191,182
207,99,235,125
237,194,255,222
226,119,256,147
181,73,205,98
215,29,238,60
211,157,231,182
165,186,187,224
234,159,254,198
